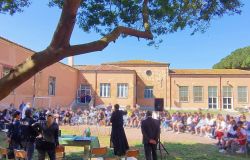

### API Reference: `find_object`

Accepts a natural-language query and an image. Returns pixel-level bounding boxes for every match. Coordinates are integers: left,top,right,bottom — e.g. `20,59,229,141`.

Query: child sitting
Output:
235,121,247,154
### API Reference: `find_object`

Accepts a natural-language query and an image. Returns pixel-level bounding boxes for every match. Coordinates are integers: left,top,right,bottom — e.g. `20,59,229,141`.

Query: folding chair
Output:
104,157,119,160
0,147,8,160
123,150,139,160
121,150,139,160
14,149,27,160
89,147,108,160
56,145,65,160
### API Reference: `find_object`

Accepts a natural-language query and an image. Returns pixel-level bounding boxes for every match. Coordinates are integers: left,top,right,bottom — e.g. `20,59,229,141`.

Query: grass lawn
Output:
59,127,250,160
0,128,249,160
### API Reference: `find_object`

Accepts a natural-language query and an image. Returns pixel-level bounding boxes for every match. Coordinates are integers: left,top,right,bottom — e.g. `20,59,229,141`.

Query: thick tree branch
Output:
0,49,65,100
68,0,153,55
49,0,81,49
69,26,153,54
0,0,154,101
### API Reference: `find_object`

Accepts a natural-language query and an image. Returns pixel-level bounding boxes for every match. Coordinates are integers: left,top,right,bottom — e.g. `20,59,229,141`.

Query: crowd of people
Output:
0,102,59,160
0,102,250,159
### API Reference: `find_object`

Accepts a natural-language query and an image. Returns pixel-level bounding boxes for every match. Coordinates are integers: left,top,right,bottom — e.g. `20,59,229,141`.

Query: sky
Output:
0,1,249,69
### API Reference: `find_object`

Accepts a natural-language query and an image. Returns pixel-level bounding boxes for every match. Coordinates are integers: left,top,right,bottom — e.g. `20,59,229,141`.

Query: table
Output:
59,135,100,155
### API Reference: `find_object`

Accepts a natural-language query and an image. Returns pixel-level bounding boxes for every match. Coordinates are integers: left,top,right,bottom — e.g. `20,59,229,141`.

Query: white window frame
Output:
193,86,203,102
208,86,218,109
222,86,233,109
179,86,189,102
100,83,110,98
237,86,248,103
117,83,128,98
48,76,56,96
144,86,153,99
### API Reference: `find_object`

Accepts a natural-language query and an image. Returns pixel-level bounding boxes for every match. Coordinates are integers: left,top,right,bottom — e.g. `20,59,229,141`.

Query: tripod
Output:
156,111,169,160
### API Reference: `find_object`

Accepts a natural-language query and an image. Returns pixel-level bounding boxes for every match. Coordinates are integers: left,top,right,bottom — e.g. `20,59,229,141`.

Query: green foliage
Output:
213,46,250,69
0,0,243,45
0,0,30,15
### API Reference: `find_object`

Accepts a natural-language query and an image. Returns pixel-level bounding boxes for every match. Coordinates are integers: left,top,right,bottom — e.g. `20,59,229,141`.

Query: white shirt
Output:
187,117,192,125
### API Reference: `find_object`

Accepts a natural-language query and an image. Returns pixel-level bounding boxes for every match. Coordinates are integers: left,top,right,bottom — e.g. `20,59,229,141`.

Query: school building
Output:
1,36,250,110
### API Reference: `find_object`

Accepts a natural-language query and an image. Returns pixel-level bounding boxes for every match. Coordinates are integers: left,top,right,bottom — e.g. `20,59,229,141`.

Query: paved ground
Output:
60,125,217,147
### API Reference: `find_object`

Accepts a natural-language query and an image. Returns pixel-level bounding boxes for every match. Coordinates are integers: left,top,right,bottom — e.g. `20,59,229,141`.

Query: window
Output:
77,85,91,103
222,86,232,109
193,86,203,102
117,83,128,98
179,86,188,102
223,86,232,97
144,86,153,98
208,86,217,98
48,76,56,96
208,86,217,109
238,86,248,103
2,66,11,77
100,83,110,97
146,70,152,76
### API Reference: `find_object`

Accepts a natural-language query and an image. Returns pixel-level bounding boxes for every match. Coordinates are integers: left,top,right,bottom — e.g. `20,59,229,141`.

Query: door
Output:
77,85,91,103
154,98,164,111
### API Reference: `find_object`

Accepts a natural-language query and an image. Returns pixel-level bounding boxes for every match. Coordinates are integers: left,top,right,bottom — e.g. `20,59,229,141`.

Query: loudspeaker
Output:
154,105,163,112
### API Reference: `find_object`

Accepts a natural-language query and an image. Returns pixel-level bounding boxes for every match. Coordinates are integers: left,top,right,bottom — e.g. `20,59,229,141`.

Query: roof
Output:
0,36,35,53
74,65,135,72
0,36,78,70
170,69,250,75
103,60,169,66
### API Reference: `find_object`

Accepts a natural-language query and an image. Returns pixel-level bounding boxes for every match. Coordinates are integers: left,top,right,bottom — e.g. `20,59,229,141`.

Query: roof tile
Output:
170,69,250,75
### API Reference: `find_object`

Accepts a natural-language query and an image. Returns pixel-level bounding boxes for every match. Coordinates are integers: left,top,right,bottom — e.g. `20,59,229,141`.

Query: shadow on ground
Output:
66,142,249,160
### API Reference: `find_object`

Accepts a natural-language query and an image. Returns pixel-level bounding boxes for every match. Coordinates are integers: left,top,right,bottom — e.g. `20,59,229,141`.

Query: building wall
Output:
115,65,168,108
78,71,136,108
2,37,250,111
170,75,250,110
0,38,78,109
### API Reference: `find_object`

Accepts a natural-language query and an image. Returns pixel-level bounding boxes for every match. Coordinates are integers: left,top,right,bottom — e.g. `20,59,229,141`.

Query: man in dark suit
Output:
141,111,160,160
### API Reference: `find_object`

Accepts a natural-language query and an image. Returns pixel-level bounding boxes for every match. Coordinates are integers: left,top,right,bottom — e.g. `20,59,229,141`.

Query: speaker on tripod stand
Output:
154,99,169,160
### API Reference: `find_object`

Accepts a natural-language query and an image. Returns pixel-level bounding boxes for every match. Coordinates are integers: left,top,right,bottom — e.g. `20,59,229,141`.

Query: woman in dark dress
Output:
110,104,129,156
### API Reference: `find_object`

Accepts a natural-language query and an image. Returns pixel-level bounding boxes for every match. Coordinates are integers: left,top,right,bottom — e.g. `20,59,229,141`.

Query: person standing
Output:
110,104,129,156
22,102,31,119
21,109,36,160
141,111,160,160
19,101,25,112
7,111,22,158
34,113,59,160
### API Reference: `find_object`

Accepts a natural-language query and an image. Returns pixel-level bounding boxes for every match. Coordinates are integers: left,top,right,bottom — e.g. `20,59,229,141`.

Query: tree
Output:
213,46,250,69
0,0,242,100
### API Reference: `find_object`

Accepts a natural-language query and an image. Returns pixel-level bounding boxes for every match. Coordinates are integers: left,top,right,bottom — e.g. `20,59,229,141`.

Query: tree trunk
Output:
0,48,66,100
0,0,153,101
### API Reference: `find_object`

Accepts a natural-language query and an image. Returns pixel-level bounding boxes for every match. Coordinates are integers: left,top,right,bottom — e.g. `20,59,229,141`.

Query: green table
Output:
59,135,100,155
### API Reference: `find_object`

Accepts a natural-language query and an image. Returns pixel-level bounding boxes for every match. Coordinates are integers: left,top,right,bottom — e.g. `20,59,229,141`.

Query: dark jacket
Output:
110,110,129,156
141,117,160,144
34,121,59,145
21,116,36,142
8,120,22,144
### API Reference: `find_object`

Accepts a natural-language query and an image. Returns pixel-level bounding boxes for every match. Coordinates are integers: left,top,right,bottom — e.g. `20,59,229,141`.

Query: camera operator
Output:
33,112,59,160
